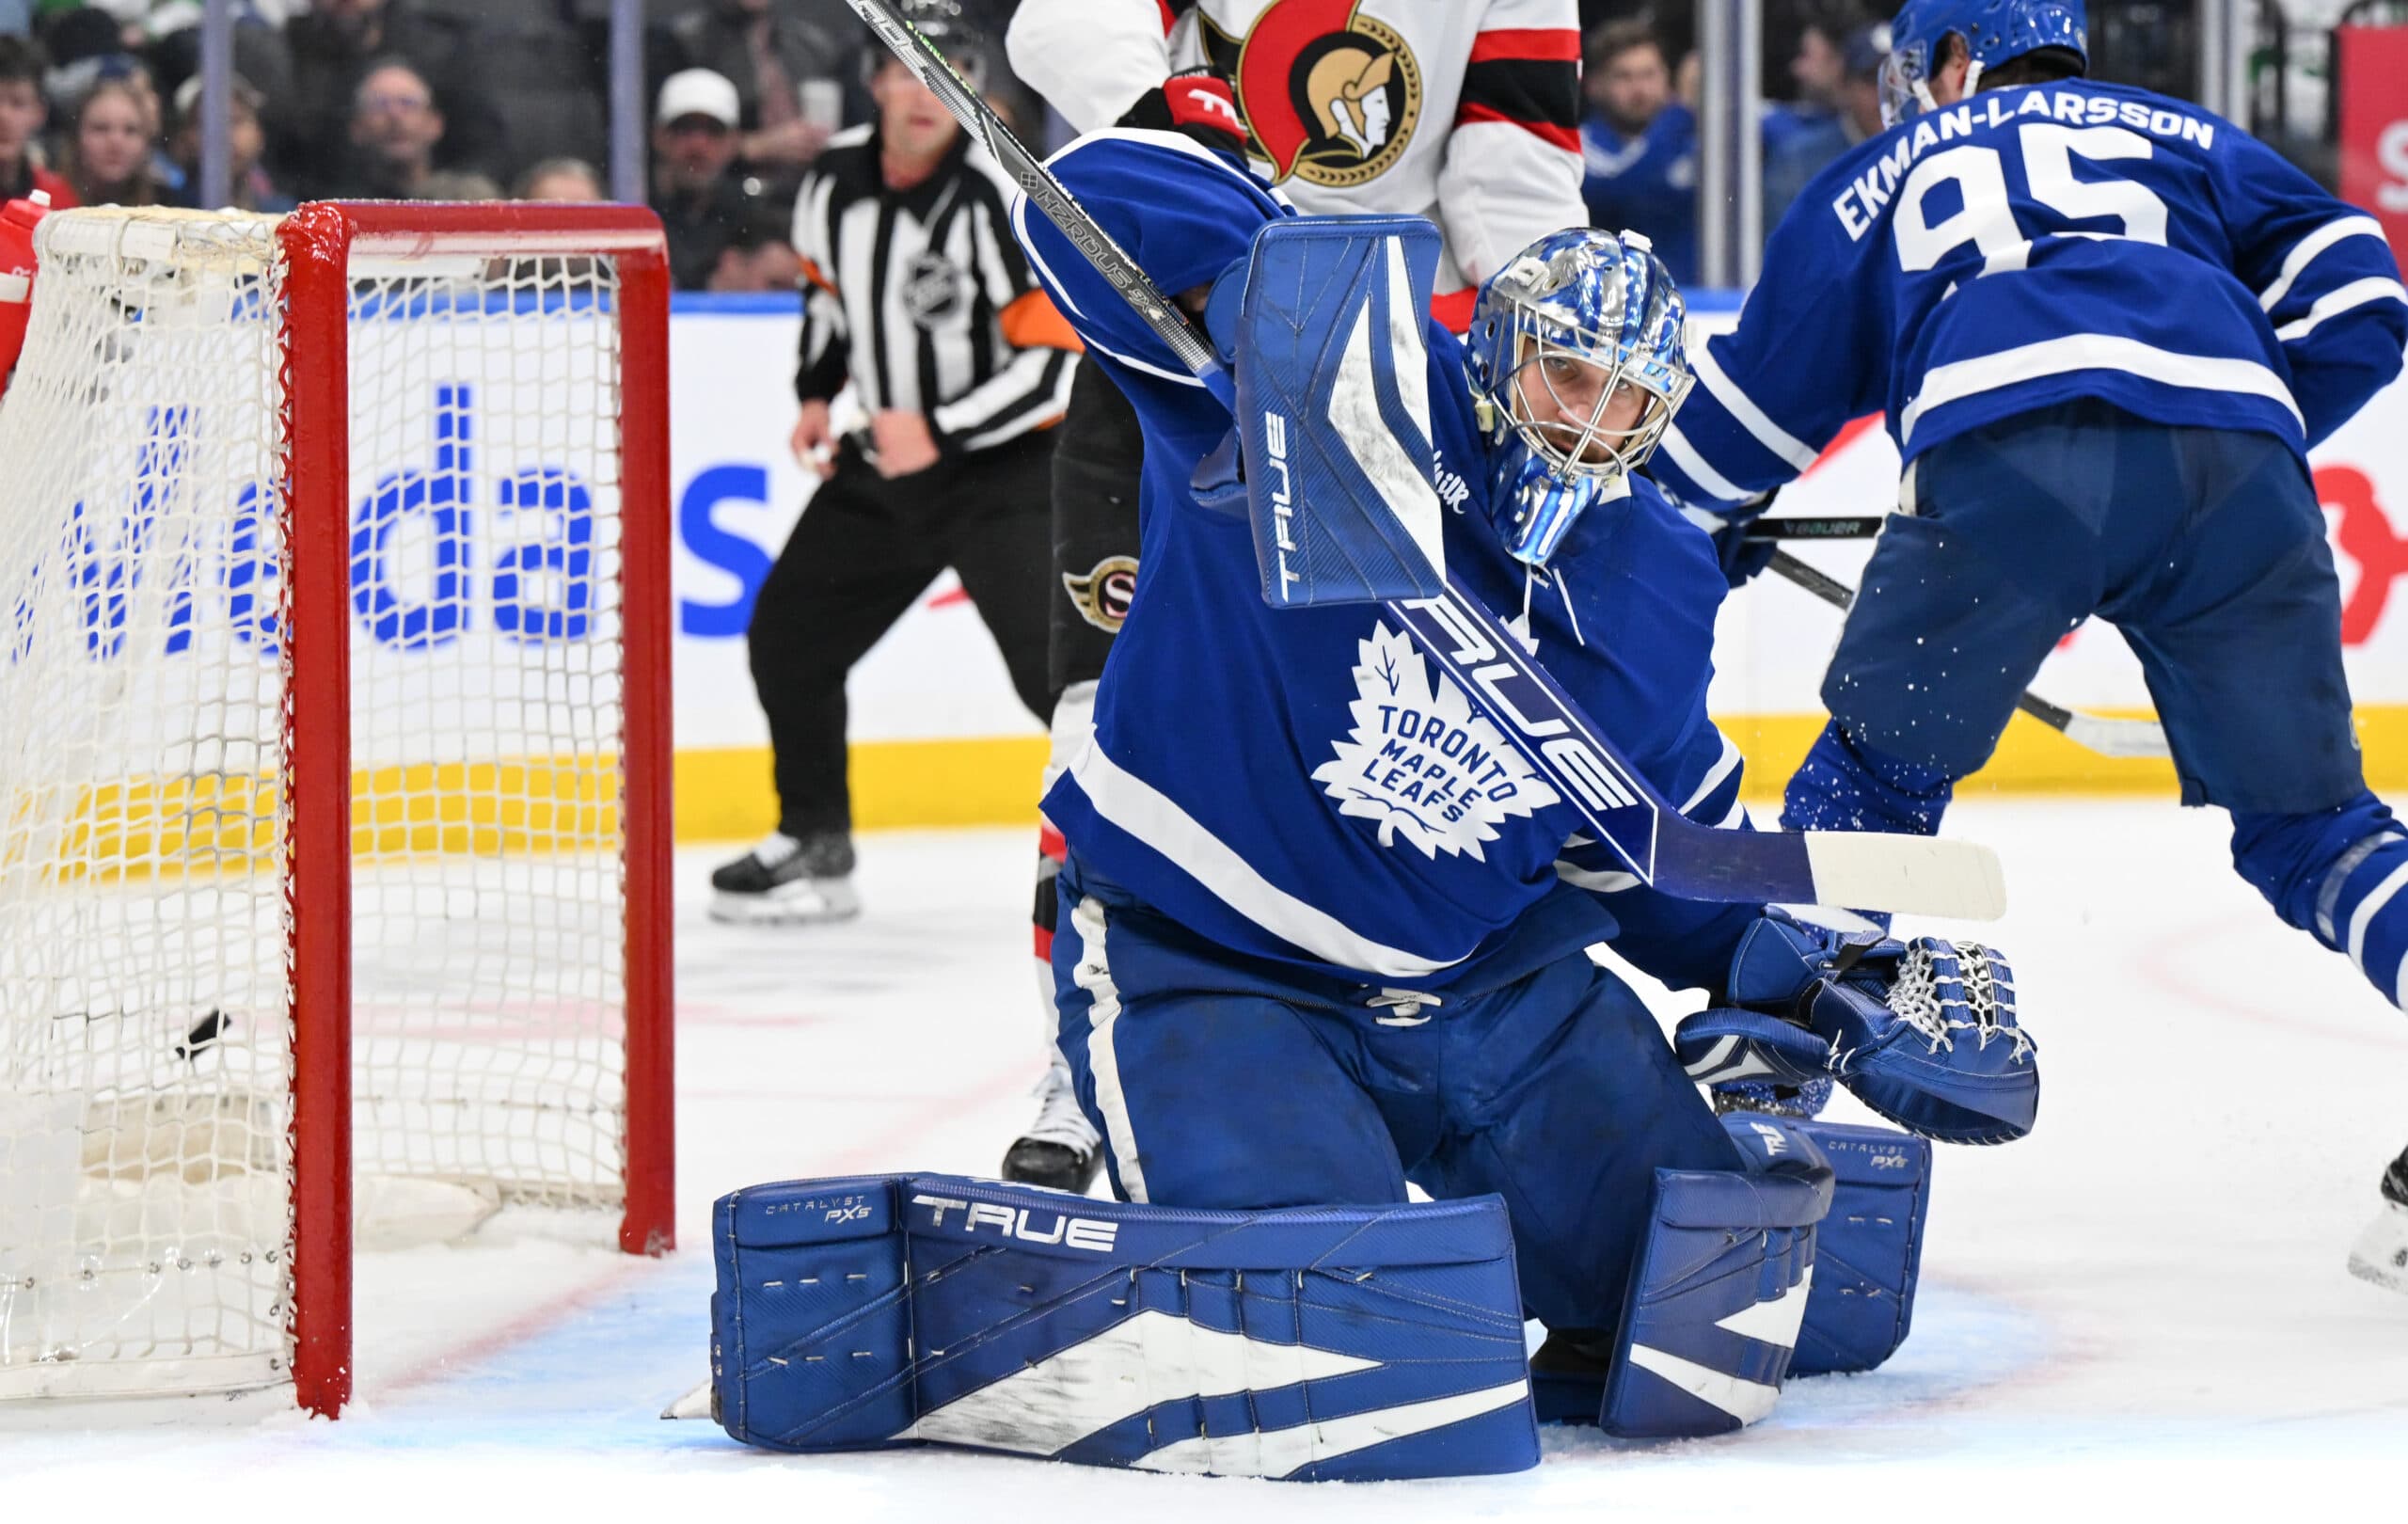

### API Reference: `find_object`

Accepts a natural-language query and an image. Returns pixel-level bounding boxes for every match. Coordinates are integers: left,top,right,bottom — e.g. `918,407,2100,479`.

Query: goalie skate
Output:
1000,1056,1101,1193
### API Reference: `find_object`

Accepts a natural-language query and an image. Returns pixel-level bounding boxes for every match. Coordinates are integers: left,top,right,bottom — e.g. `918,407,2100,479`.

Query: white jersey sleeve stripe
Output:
1048,127,1298,208
1068,895,1150,1203
2259,214,2388,313
2273,278,2408,342
1900,333,2303,444
1009,194,1088,320
2345,858,2408,988
1655,421,1750,504
1553,860,1640,894
1069,738,1468,978
1007,164,1212,390
1679,731,1744,816
1692,345,1821,472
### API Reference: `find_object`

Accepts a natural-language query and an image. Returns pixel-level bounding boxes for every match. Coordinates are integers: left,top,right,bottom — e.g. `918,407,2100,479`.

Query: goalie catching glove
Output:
1673,908,2037,1144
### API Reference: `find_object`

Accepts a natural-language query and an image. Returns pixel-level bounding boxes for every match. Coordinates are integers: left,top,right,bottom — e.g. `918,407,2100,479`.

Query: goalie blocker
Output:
699,1120,1934,1476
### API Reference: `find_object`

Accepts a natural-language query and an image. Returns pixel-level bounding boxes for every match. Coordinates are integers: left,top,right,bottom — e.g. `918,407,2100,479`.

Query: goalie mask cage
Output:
0,203,673,1416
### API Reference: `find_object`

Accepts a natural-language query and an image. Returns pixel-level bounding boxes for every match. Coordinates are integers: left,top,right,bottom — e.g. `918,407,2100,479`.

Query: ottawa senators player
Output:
997,0,1586,1192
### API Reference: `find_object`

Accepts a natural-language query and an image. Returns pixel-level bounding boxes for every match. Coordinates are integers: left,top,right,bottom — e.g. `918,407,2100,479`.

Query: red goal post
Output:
281,203,675,1416
0,202,674,1418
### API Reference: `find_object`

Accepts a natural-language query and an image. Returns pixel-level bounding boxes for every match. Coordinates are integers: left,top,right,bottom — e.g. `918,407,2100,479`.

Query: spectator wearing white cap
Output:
654,0,857,179
651,68,768,292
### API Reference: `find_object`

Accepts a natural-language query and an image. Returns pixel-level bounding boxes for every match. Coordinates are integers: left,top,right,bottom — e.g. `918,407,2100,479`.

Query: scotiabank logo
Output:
43,383,599,659
2317,466,2408,645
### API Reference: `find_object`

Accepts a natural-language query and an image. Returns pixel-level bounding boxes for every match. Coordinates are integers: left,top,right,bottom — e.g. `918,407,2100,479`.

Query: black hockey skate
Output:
1527,1327,1613,1424
2347,1144,2408,1294
1001,1058,1102,1193
708,831,860,925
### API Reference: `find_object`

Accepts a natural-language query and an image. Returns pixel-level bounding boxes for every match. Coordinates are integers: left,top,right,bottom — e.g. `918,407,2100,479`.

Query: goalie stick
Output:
1766,550,2173,760
842,0,2004,920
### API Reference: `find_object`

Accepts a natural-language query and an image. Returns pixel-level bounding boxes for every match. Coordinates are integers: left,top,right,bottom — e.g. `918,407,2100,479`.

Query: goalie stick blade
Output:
1643,818,2005,922
2057,710,2173,760
1802,832,2007,922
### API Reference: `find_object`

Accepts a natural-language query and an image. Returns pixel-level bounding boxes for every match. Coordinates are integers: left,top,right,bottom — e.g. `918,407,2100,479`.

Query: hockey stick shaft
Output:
846,0,2002,918
1742,516,1884,541
1766,550,2172,759
843,1,1223,390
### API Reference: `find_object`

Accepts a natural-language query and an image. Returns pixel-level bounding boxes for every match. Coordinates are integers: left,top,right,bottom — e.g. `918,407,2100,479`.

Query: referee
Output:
711,2,1075,924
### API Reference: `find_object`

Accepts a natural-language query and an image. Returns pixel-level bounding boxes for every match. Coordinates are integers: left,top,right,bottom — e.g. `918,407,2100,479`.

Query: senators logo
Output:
1063,554,1139,634
1201,0,1422,189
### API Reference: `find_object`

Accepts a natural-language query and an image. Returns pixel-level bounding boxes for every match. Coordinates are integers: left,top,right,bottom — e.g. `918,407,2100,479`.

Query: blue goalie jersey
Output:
1010,130,1759,995
1650,79,2408,509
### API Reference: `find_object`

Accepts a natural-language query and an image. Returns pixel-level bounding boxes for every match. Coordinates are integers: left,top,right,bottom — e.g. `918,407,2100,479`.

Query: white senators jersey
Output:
1005,0,1587,325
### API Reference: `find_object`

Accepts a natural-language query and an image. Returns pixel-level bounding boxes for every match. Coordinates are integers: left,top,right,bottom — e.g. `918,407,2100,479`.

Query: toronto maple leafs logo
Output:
1311,624,1559,860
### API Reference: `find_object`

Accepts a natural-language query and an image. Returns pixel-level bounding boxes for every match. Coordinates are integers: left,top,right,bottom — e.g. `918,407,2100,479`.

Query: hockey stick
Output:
844,0,2004,920
1766,549,2173,760
1742,516,1883,541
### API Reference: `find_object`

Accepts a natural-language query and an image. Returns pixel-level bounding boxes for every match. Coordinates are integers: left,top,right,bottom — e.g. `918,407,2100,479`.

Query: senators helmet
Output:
1465,227,1692,567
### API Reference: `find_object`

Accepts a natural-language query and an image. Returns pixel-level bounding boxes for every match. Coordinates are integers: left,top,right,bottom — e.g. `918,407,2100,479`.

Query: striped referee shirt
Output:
790,123,1079,454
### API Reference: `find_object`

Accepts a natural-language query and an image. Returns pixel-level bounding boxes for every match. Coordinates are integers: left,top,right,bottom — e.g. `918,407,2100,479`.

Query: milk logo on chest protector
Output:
1314,623,1559,859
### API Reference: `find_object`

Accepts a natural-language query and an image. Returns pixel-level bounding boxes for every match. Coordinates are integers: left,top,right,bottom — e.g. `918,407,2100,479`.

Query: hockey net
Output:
0,204,673,1412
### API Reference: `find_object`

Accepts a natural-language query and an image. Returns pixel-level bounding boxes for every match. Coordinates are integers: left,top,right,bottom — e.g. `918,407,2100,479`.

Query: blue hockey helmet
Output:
1880,0,2087,126
1465,227,1692,566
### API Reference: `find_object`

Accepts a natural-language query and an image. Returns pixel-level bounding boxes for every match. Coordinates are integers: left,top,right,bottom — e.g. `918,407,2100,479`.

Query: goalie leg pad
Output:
1595,1116,1835,1438
1784,1120,1933,1376
710,1174,1540,1480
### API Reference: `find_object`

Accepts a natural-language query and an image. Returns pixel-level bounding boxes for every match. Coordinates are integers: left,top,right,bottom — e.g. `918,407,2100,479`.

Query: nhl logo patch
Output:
1062,554,1139,634
1313,623,1558,860
900,251,966,330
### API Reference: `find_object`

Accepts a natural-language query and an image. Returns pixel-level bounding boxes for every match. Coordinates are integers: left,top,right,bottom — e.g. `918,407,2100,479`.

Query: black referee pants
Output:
749,432,1055,838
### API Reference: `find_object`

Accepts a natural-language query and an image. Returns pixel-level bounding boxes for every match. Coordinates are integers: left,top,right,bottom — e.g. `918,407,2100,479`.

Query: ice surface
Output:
7,801,2405,1516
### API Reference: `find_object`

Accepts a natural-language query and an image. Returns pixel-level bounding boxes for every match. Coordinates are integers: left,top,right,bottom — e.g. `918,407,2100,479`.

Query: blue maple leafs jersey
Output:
1650,79,2408,510
1012,130,1759,993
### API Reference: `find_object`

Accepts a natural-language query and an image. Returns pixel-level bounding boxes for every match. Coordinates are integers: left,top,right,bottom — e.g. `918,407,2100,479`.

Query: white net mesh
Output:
0,209,636,1399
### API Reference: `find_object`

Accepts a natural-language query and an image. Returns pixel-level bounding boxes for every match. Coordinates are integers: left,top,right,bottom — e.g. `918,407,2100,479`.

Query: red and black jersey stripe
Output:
1458,27,1582,153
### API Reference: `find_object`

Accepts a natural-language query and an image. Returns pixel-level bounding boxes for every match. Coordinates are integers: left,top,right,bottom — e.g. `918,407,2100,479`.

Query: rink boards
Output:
677,297,2408,833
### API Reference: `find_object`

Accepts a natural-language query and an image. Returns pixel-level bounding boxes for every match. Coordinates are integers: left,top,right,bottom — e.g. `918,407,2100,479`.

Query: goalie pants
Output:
1789,396,2408,1008
749,434,1054,838
1048,853,1745,1332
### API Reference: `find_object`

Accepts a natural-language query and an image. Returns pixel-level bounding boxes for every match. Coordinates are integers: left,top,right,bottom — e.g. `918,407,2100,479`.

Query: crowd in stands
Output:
0,1,2291,299
1577,4,1893,286
0,0,1026,294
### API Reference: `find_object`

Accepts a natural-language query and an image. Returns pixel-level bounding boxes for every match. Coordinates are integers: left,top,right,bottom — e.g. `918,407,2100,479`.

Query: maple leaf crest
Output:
1310,623,1560,860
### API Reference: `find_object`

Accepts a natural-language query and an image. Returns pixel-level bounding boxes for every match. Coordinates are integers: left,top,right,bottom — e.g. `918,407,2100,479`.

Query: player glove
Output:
1674,908,2038,1144
1116,69,1250,165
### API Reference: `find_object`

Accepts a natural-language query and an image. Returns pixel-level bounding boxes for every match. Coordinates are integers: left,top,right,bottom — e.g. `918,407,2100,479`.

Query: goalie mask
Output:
1465,228,1692,567
1879,0,2087,127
